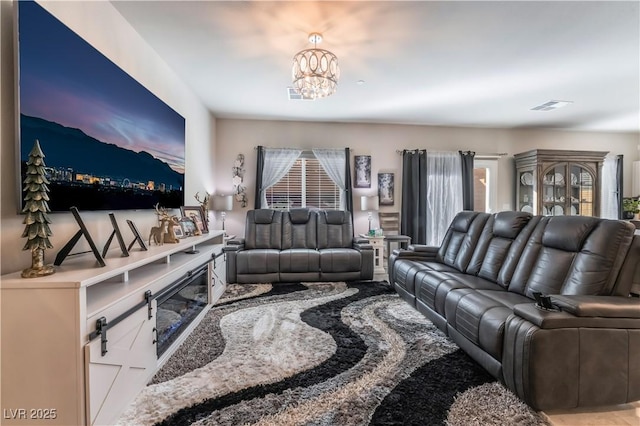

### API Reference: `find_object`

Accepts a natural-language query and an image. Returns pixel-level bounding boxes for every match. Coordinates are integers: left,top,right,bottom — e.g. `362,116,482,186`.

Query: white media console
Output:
1,231,227,425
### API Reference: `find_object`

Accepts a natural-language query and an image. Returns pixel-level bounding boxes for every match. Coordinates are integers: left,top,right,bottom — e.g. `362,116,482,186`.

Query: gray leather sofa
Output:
389,210,640,411
225,209,374,283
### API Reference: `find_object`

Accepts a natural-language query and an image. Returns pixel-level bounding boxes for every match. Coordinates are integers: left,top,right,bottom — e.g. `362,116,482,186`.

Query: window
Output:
265,156,340,210
474,159,498,213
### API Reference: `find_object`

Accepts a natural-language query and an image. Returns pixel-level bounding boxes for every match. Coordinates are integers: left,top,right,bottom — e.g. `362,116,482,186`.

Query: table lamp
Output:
212,194,233,235
360,195,379,232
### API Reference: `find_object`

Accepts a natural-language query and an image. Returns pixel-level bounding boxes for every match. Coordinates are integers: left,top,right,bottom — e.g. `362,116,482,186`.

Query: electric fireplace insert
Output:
155,262,210,357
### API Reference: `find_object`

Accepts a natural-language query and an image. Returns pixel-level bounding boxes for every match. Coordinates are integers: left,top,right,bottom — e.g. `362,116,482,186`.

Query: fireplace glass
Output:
155,262,209,356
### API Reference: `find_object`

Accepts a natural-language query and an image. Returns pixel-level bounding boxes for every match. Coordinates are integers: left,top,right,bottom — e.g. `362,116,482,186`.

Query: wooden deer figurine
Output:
149,218,168,246
163,216,180,243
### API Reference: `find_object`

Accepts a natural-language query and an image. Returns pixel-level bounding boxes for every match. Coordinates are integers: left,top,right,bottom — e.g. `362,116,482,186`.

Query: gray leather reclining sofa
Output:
225,208,373,283
389,210,640,411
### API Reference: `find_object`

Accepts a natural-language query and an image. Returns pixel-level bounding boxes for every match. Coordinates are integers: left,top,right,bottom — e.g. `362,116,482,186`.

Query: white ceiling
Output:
112,1,640,133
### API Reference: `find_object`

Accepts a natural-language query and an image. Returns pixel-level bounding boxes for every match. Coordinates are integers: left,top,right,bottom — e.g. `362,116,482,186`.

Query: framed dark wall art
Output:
180,206,208,233
378,173,394,206
17,1,185,212
354,155,371,188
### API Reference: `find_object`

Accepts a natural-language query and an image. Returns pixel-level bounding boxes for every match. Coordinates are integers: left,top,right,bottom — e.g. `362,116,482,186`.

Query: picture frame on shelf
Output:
173,223,185,239
180,206,208,233
354,155,371,188
126,219,148,251
179,217,198,237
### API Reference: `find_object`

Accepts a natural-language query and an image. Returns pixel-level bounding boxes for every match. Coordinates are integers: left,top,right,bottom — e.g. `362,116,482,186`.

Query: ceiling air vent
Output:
531,100,573,111
287,87,314,101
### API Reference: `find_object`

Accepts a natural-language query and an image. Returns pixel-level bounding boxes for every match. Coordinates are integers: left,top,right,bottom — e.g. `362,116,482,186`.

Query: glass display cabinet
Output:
514,150,608,217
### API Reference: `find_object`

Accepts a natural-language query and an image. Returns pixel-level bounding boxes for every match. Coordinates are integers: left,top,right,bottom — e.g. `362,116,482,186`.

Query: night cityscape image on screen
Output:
18,1,185,212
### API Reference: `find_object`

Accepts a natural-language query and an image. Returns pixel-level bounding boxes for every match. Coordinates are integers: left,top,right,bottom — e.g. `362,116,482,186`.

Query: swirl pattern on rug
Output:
116,281,548,426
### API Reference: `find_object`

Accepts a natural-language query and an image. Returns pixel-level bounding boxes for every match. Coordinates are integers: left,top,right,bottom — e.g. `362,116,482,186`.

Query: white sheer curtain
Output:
426,151,463,246
260,148,302,208
601,154,618,219
312,148,346,210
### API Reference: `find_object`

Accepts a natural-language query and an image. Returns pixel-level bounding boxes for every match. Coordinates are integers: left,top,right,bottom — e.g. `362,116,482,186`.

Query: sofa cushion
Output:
509,217,635,297
436,212,491,272
542,216,597,252
444,289,528,361
236,249,281,275
280,248,320,273
282,209,317,249
415,271,501,315
244,209,283,250
465,212,537,288
319,248,361,273
317,211,354,249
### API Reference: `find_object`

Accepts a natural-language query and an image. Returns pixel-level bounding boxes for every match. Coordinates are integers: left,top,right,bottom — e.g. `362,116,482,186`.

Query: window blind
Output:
266,157,339,210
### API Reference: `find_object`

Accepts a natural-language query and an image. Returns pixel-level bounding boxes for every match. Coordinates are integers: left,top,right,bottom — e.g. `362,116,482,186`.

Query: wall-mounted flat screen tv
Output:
17,1,185,212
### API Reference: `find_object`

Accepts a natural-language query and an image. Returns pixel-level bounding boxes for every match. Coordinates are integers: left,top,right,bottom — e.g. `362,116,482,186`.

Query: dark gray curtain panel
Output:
345,147,354,219
254,145,265,208
401,150,428,245
459,151,475,211
616,155,623,219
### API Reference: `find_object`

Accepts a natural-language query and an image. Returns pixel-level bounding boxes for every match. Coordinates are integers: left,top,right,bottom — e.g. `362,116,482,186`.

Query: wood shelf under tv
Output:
0,231,227,425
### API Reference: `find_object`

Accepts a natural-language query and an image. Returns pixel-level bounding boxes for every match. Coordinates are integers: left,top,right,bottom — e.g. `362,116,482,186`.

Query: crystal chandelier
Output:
292,33,339,100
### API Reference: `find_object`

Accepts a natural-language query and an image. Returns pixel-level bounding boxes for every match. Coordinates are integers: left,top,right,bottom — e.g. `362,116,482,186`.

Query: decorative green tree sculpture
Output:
21,139,55,278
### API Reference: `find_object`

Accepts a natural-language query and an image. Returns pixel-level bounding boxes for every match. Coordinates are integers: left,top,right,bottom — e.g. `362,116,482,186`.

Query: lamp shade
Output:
212,194,233,211
360,195,379,211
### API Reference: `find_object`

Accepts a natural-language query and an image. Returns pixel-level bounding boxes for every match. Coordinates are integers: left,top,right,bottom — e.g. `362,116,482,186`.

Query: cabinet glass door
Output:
570,164,594,216
542,164,567,216
518,170,534,213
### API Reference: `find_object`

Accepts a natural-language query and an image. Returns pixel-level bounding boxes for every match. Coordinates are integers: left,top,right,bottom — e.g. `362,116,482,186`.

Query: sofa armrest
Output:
352,241,373,251
391,244,439,261
226,237,245,247
222,240,244,284
503,306,640,410
550,295,640,318
512,297,640,330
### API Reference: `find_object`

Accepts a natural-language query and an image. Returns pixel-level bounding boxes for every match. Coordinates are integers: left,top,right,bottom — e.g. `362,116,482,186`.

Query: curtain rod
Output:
395,150,508,157
254,146,351,150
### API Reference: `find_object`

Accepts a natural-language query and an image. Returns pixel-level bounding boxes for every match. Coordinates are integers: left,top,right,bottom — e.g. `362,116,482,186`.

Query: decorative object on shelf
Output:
101,213,129,258
126,220,148,251
149,220,167,246
232,154,247,207
21,139,55,278
354,155,371,188
179,217,198,237
622,197,640,220
360,195,379,232
181,206,208,233
212,194,233,236
292,32,339,100
149,204,179,245
378,172,395,206
520,172,533,186
54,207,106,267
194,192,210,228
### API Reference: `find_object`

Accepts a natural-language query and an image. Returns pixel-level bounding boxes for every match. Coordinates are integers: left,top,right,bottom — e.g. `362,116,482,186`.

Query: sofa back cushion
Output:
509,216,634,297
317,210,353,249
436,211,491,272
244,209,283,250
282,208,317,249
466,211,537,287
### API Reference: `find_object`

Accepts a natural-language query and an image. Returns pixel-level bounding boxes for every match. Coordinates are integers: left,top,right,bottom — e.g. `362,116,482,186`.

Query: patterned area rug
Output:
117,281,549,426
